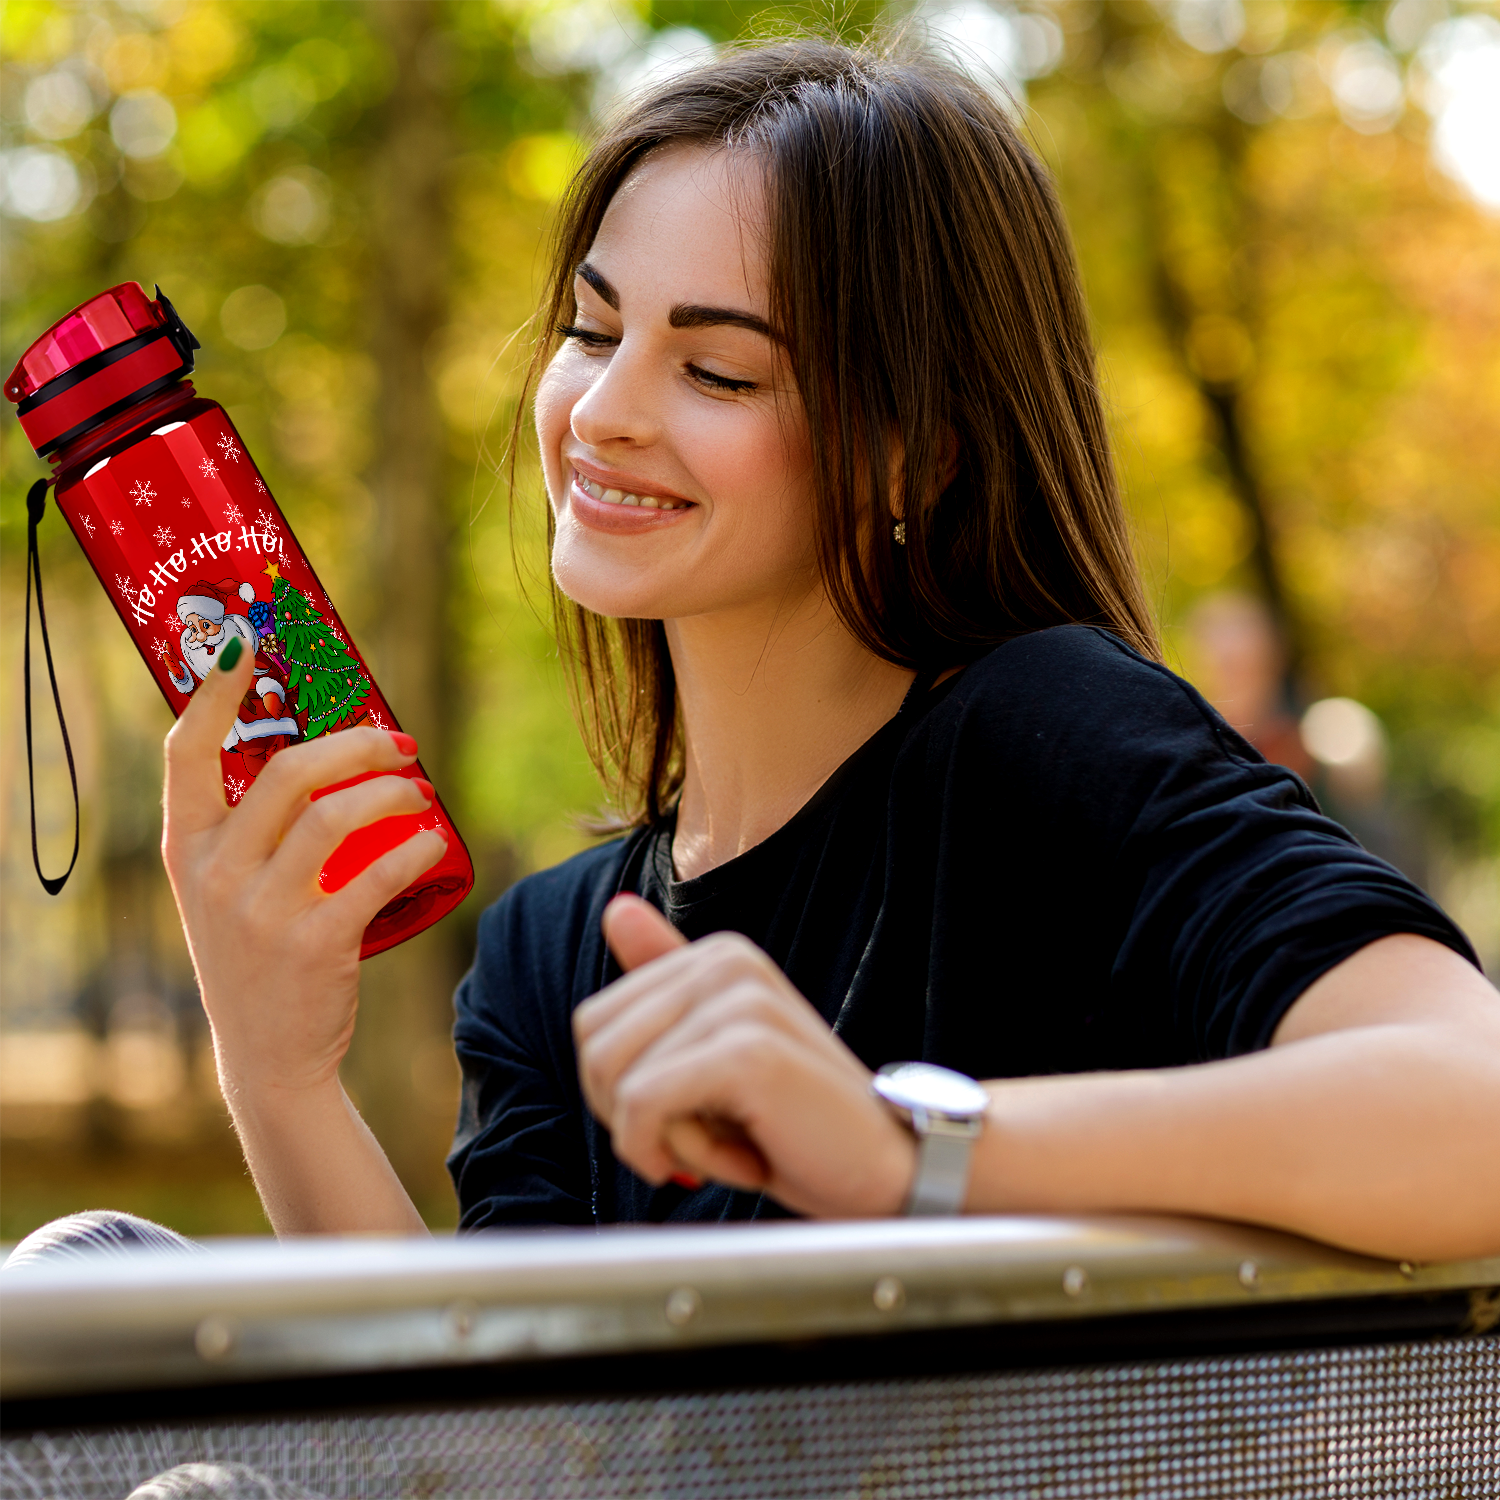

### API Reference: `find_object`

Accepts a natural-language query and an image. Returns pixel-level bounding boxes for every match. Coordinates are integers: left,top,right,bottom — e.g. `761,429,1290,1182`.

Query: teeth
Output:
574,469,683,511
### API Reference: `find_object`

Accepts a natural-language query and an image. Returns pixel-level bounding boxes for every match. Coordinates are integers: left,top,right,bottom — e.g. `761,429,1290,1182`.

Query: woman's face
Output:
536,145,817,623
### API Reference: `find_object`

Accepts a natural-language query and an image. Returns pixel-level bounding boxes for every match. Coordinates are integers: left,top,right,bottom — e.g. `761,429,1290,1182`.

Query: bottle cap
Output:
5,283,200,457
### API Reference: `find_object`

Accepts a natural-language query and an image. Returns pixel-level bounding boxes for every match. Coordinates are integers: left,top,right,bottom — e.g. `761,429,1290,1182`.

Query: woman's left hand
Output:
574,895,917,1217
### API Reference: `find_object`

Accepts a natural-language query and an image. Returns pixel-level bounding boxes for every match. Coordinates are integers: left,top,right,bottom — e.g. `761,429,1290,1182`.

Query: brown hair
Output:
513,37,1160,826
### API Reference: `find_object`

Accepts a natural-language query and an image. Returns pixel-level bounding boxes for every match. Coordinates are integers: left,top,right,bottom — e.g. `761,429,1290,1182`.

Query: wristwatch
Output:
871,1061,990,1216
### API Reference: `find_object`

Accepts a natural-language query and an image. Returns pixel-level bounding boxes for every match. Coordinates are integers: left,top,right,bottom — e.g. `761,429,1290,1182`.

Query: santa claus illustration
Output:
165,579,299,770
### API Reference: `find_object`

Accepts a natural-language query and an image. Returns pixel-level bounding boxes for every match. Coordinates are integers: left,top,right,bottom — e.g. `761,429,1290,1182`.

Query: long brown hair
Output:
512,37,1160,826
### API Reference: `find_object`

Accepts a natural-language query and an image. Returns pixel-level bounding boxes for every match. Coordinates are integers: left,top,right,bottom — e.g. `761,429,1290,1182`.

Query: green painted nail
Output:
217,636,243,672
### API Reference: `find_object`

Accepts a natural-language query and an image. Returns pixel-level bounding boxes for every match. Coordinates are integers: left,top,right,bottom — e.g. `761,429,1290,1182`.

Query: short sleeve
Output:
922,627,1481,1074
1075,632,1480,1057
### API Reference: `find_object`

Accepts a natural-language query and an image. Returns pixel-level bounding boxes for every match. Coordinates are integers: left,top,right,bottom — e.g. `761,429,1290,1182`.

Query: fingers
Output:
663,1116,770,1193
576,937,793,1124
270,774,436,892
609,1018,909,1217
576,929,776,1044
232,728,421,864
163,637,256,839
320,826,450,942
607,1019,797,1184
603,894,688,972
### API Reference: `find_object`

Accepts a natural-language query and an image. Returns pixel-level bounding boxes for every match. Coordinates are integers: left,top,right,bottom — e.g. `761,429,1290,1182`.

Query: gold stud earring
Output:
893,520,906,546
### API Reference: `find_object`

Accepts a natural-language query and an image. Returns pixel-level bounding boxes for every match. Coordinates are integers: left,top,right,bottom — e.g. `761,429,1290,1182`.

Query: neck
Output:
666,585,914,881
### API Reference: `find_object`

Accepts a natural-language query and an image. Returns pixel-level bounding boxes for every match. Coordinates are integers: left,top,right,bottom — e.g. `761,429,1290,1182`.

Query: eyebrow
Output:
575,262,777,342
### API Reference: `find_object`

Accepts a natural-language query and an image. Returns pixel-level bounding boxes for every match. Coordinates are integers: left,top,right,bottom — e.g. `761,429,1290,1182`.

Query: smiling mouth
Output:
573,469,690,511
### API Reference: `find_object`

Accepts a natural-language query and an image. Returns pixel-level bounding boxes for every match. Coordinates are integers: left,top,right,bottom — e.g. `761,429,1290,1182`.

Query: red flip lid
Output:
4,283,165,402
5,282,199,457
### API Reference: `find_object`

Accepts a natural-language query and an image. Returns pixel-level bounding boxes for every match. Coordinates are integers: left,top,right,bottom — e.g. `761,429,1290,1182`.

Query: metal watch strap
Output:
904,1107,983,1217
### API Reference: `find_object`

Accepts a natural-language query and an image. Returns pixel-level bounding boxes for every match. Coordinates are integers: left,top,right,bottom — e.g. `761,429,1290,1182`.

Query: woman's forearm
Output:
219,1067,429,1237
971,1017,1500,1260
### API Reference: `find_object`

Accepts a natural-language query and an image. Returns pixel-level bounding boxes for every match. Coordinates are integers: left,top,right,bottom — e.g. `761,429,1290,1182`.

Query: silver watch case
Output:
871,1062,989,1217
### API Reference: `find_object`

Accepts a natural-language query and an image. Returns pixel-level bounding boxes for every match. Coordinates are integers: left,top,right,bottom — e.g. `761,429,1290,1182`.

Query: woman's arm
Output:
161,639,443,1235
577,897,1500,1260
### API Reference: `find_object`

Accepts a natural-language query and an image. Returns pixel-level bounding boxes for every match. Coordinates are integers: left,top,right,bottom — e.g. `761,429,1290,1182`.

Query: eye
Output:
687,364,757,395
555,322,617,349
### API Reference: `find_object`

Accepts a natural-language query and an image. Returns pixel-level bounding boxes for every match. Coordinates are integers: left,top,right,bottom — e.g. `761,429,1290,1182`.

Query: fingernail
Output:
669,1172,702,1190
413,778,434,803
217,637,243,672
389,731,418,756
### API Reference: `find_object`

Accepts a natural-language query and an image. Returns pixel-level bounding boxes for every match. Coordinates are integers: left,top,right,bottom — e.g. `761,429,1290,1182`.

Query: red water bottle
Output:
7,282,473,958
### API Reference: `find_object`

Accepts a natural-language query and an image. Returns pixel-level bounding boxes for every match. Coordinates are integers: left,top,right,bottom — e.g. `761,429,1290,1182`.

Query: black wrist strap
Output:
24,477,79,895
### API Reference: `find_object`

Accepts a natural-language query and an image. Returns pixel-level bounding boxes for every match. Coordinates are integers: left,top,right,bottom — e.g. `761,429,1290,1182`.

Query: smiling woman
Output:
519,48,1159,829
30,37,1498,1268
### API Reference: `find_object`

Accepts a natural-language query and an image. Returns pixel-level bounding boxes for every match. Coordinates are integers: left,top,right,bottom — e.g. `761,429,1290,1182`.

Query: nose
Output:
568,339,661,452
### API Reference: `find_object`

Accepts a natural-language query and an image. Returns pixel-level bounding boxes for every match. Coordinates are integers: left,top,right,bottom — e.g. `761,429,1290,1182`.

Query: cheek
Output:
535,355,584,501
705,406,815,557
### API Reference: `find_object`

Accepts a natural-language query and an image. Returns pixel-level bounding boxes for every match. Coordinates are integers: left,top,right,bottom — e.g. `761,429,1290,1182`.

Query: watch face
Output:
872,1062,989,1118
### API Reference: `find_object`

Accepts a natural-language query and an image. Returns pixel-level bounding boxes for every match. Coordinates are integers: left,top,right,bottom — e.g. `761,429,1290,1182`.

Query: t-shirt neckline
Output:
653,667,962,908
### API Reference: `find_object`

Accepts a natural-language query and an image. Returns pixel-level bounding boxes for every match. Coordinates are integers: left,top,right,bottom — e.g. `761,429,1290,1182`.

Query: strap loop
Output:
24,478,80,895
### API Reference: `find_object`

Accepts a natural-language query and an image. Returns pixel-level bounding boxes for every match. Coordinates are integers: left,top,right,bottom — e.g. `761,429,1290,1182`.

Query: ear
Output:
888,426,960,523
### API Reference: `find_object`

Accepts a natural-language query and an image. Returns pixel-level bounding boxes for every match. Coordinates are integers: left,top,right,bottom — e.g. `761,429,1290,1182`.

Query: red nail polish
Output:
669,1172,702,1190
413,778,434,802
390,731,418,757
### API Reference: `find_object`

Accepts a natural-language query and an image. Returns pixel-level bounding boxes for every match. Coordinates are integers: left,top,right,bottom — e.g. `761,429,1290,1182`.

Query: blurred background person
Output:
1185,592,1430,885
1183,592,1312,780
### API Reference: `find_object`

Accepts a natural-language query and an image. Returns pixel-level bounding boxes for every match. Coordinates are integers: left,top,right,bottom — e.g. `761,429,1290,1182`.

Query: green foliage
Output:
271,572,370,738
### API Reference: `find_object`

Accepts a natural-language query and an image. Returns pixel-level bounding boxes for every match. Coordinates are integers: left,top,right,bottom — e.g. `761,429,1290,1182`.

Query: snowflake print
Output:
153,526,176,548
216,433,243,464
80,515,95,537
152,638,173,662
223,502,243,524
199,457,219,480
129,479,156,508
253,477,267,495
256,509,280,536
367,709,389,730
225,776,248,805
181,497,193,509
109,519,124,537
114,573,136,599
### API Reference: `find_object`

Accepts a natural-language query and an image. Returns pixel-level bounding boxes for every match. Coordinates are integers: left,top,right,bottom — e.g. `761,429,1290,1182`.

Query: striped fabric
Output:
3,1210,198,1270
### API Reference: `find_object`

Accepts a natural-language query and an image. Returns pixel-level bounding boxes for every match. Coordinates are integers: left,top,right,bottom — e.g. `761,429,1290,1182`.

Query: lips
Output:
564,461,697,534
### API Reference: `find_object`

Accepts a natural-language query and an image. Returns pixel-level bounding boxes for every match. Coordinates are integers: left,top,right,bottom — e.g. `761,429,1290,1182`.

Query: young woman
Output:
159,40,1500,1261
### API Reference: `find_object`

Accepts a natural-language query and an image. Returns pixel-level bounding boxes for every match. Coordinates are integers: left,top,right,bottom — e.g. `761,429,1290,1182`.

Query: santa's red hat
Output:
178,578,255,623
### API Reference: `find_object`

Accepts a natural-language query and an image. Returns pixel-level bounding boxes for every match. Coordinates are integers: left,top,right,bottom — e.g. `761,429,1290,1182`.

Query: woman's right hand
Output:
161,637,448,1100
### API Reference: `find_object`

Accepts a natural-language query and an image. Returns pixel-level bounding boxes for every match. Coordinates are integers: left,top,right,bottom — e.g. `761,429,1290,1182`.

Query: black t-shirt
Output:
449,626,1476,1229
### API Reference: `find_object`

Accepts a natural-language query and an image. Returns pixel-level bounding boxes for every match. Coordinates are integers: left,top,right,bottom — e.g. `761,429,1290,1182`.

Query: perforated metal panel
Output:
4,1336,1496,1500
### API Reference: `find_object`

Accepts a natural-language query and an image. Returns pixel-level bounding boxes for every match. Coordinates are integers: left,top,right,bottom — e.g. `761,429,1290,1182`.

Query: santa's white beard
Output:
181,612,258,682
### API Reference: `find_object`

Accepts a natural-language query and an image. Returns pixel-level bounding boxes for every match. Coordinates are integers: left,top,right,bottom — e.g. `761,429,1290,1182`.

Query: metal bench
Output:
3,1215,1496,1497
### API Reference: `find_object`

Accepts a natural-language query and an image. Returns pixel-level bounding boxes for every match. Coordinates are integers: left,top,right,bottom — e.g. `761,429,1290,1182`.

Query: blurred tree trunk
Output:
1091,8,1298,671
348,0,463,1217
1144,141,1297,659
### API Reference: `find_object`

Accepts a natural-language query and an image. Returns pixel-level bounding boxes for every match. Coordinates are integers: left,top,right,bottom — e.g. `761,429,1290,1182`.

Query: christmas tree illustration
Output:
265,562,371,739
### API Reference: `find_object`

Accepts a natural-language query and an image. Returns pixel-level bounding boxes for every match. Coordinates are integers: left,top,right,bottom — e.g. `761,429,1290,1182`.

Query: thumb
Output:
603,893,688,972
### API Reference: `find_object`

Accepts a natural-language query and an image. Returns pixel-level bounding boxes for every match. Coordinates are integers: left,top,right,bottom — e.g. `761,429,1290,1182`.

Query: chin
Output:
550,546,675,621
